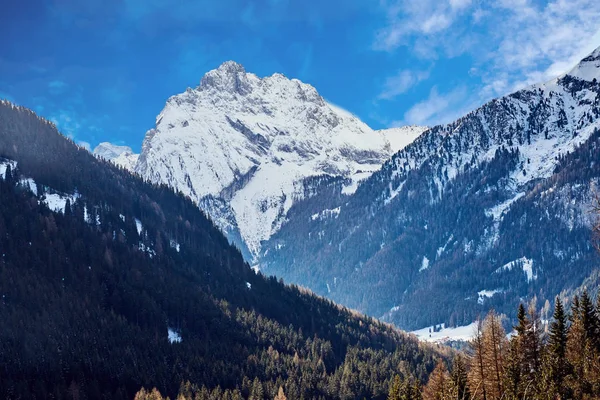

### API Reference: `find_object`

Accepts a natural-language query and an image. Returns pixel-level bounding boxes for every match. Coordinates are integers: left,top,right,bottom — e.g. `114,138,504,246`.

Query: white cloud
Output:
48,80,68,95
77,141,91,151
373,0,475,52
378,69,430,100
395,86,470,126
375,0,600,128
449,0,472,10
485,0,600,92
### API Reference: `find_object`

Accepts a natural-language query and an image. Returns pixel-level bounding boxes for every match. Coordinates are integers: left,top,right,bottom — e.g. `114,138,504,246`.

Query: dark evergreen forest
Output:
0,102,441,399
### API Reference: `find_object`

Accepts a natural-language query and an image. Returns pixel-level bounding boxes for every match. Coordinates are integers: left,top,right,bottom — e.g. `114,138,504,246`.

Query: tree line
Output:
402,291,600,400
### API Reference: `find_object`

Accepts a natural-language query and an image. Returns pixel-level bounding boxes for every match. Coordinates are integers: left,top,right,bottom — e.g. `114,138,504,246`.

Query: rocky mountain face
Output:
261,47,600,329
129,61,422,259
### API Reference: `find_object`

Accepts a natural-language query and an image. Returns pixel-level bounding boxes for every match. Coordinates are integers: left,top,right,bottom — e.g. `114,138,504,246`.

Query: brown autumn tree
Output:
423,360,450,400
469,312,507,400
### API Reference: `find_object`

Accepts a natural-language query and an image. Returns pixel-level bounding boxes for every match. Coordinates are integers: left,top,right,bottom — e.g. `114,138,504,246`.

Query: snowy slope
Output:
93,142,139,170
135,61,394,257
411,322,478,343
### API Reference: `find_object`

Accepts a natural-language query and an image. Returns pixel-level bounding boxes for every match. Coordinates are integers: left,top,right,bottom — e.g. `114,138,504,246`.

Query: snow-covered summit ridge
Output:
93,142,139,170
564,46,600,82
93,142,133,160
135,61,406,257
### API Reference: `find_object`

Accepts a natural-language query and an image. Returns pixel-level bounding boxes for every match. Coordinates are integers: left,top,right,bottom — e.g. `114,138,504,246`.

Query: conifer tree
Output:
449,355,470,400
566,294,592,399
503,338,521,400
545,297,569,398
522,300,543,397
423,360,449,400
388,375,402,400
580,290,599,348
468,319,488,400
273,386,286,400
249,378,264,400
480,312,507,400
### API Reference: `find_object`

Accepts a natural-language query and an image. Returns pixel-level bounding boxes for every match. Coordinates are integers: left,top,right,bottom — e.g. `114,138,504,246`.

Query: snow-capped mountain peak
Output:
199,61,253,94
93,142,139,170
134,61,395,258
93,142,133,160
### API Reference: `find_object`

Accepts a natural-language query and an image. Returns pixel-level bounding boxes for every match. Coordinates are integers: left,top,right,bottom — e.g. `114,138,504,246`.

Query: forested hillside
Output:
261,47,600,330
413,293,600,400
0,101,440,399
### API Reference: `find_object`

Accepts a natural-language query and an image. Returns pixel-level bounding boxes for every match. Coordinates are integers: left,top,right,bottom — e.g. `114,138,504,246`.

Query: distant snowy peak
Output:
379,126,428,153
93,142,139,170
135,61,393,257
93,142,133,159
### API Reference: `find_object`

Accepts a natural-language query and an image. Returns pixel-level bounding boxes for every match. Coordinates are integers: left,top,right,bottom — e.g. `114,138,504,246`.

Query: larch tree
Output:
468,319,488,400
423,360,450,400
481,311,507,400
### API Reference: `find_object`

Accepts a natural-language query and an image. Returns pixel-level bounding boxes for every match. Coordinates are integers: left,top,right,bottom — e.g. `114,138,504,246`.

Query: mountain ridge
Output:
260,45,600,329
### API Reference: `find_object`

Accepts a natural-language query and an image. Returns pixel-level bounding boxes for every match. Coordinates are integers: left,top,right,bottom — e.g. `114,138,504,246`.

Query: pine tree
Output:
545,297,569,398
521,300,543,397
449,355,470,400
249,378,264,400
566,294,593,399
580,290,599,347
503,338,521,400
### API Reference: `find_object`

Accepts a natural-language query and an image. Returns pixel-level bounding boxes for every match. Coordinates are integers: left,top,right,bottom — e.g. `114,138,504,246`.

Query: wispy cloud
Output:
394,86,469,126
374,0,600,127
373,0,474,52
48,80,68,95
378,69,430,100
484,0,600,93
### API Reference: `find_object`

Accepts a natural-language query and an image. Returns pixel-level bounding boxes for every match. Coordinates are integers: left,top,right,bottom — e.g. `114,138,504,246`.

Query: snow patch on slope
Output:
419,256,429,272
43,192,80,213
0,159,17,178
168,328,182,343
477,289,503,304
411,322,478,343
497,257,536,282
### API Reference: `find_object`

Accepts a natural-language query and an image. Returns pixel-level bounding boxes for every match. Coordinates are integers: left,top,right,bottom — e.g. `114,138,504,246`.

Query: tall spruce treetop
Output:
579,290,598,342
548,297,568,359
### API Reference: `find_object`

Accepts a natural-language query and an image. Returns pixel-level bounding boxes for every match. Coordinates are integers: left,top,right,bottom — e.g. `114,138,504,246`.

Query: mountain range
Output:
95,47,600,331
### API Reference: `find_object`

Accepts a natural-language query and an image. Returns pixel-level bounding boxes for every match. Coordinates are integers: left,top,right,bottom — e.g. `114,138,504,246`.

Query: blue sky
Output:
1,0,599,152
